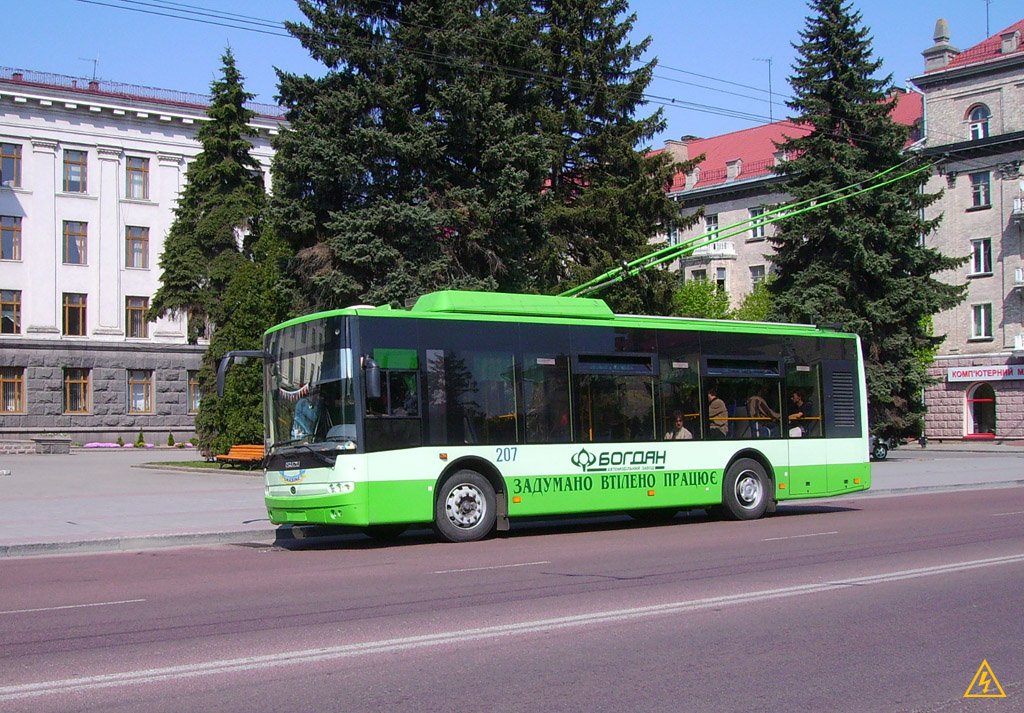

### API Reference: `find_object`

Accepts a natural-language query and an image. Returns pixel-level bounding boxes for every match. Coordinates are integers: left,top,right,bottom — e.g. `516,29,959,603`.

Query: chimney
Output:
664,139,689,163
1001,29,1020,55
12,72,23,82
922,18,960,71
88,80,99,91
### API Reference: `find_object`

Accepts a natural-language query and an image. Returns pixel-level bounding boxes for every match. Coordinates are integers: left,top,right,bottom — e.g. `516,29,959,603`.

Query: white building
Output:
0,67,281,444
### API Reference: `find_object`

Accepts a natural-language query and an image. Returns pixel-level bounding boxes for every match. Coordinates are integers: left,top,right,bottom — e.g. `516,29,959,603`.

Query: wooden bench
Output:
215,444,265,469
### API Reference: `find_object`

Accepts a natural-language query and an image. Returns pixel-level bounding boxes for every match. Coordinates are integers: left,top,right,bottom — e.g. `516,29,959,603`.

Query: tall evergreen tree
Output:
149,48,267,341
534,0,697,314
274,0,550,309
273,0,693,312
768,0,965,438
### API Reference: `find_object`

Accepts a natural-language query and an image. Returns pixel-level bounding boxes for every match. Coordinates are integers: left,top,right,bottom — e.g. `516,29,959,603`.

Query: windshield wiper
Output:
270,440,339,466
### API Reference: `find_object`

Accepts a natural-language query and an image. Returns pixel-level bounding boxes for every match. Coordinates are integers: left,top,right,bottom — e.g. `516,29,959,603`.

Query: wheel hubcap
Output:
735,470,762,509
446,483,485,529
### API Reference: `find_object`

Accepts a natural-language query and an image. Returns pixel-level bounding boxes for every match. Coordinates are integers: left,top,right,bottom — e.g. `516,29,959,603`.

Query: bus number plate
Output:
495,447,518,463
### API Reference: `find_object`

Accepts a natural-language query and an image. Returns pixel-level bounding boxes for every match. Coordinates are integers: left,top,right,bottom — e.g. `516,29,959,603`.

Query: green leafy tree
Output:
672,278,730,319
768,0,965,438
731,276,775,322
149,48,267,341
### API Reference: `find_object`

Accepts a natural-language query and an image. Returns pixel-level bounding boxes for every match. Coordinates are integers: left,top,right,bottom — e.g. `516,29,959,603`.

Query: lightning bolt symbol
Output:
978,672,991,693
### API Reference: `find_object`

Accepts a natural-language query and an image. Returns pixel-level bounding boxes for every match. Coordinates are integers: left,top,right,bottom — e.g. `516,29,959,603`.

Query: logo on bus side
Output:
571,447,666,473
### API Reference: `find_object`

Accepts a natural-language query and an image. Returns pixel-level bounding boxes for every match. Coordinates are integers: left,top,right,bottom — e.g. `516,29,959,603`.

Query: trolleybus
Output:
220,290,870,542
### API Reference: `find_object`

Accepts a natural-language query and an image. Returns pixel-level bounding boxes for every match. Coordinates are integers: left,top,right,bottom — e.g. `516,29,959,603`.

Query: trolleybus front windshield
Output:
265,317,357,452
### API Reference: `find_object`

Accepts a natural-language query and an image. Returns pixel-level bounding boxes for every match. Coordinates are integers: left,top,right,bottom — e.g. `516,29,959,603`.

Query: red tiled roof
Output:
666,91,923,192
939,19,1024,72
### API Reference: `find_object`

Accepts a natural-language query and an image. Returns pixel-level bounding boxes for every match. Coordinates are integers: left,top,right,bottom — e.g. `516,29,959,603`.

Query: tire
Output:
721,458,770,521
364,524,407,541
434,469,497,543
872,441,888,461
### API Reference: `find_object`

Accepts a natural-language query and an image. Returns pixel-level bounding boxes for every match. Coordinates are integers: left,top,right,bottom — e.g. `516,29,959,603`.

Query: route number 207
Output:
495,447,518,462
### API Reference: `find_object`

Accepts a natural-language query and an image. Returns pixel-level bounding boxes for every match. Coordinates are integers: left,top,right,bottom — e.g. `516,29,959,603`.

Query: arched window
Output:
966,382,996,437
968,105,990,141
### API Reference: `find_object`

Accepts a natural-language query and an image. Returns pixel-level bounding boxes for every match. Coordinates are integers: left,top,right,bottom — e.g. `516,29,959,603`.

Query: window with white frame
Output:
971,303,993,339
715,267,726,290
970,172,991,208
705,214,718,234
750,265,766,286
691,269,707,281
749,207,766,240
970,238,992,275
968,105,990,141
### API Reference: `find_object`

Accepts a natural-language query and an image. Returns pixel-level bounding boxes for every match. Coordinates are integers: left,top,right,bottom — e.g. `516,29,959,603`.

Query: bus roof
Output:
265,290,852,338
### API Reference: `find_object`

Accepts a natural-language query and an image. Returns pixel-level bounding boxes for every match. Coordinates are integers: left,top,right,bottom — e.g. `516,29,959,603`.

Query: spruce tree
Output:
149,48,267,341
768,0,965,438
534,0,697,314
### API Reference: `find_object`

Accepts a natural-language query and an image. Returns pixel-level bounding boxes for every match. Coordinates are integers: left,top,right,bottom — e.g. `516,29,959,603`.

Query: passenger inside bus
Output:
664,410,693,440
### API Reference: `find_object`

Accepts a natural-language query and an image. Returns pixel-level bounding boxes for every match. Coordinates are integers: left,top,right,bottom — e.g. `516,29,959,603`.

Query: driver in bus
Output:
291,386,322,440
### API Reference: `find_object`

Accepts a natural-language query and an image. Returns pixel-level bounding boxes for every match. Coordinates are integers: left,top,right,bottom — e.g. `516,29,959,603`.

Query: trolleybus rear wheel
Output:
721,458,769,520
435,469,496,542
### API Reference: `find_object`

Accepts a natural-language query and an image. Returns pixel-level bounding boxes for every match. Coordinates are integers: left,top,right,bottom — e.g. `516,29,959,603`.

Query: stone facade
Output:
912,19,1024,440
0,68,281,443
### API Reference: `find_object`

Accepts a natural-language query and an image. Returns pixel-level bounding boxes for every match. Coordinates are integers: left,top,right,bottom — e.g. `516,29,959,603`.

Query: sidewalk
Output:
0,441,1022,558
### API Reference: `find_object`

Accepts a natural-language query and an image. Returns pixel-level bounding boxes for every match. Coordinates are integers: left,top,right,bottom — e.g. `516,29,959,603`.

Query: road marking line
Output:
435,560,550,574
3,553,1024,702
763,531,838,542
993,511,1024,517
0,598,146,616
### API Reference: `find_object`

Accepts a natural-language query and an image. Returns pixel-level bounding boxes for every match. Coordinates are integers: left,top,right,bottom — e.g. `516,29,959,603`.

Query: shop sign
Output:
947,365,1024,382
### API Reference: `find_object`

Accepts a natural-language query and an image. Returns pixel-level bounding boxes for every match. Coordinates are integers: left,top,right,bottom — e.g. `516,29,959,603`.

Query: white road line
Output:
3,553,1024,702
0,598,146,616
435,560,550,574
763,531,839,542
993,511,1024,517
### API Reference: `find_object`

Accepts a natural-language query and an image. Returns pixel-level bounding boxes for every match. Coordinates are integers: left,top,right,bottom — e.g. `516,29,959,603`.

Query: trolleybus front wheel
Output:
722,458,770,520
435,469,497,542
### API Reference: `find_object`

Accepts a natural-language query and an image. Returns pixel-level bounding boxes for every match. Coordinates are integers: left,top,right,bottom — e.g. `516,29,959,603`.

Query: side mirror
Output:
216,350,265,397
364,356,381,400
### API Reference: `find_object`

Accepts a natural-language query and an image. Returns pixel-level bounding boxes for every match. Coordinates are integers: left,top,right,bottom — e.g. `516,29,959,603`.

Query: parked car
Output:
870,434,890,461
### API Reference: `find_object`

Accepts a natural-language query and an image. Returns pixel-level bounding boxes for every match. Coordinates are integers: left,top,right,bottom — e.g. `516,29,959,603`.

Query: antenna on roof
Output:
982,0,991,36
754,57,773,122
79,57,99,81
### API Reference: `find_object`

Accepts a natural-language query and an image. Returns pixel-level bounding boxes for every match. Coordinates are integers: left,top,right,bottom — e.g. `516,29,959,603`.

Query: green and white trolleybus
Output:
226,290,870,542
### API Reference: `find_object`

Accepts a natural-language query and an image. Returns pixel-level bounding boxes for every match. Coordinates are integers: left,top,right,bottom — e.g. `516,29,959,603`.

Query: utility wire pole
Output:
754,57,773,122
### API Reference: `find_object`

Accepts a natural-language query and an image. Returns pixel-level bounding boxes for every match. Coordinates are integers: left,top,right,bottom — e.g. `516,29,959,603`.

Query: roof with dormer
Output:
938,19,1024,73
657,90,922,193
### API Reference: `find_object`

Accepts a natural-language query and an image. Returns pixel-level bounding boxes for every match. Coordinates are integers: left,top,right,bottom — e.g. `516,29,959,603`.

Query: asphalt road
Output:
1,486,1021,712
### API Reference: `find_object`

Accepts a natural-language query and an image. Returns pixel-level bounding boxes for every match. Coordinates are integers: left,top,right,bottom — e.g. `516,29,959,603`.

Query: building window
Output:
1,366,24,413
63,149,88,193
126,156,149,199
968,105,991,141
1,143,22,187
64,368,90,413
705,214,719,234
970,238,992,275
125,226,149,268
63,293,87,336
970,172,991,208
126,296,149,338
187,370,202,414
128,369,153,413
1,289,20,334
749,206,766,240
971,304,993,340
750,265,766,286
691,269,707,281
1,216,22,260
62,221,88,264
715,267,726,290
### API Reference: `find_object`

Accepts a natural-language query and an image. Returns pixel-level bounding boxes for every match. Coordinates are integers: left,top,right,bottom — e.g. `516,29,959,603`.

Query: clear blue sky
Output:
5,1,1020,147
